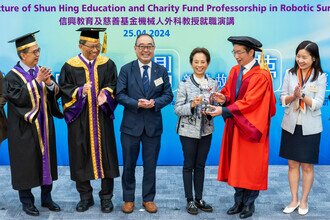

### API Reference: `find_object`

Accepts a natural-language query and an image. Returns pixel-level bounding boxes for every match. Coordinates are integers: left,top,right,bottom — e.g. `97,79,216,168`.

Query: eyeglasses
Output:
26,48,41,56
82,43,101,50
232,50,246,56
136,45,155,51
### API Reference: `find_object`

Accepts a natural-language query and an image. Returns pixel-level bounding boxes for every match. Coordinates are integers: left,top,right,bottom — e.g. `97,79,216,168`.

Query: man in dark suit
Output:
116,34,173,214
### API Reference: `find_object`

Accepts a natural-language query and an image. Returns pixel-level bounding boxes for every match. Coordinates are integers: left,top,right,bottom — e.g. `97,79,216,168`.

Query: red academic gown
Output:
218,64,276,190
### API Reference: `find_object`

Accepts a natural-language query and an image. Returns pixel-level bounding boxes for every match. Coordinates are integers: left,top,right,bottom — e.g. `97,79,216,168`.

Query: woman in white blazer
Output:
279,41,326,216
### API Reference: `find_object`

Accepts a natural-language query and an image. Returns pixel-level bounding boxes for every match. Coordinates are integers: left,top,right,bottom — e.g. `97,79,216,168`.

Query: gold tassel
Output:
259,49,272,79
101,32,107,53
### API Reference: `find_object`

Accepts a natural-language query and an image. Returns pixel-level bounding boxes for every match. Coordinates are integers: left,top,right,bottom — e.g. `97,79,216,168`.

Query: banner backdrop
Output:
0,0,329,165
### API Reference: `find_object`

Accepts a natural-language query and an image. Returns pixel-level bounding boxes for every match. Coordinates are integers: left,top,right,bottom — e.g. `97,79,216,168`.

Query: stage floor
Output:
0,165,329,220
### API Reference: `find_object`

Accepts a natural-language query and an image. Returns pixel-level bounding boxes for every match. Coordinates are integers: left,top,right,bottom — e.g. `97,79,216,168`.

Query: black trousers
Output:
121,131,161,202
180,134,212,201
76,178,114,200
234,187,259,206
19,184,53,205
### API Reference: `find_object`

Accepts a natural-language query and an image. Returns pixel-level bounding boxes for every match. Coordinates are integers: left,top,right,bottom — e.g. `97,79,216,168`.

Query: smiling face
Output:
79,39,101,61
191,52,209,78
296,49,314,72
134,35,155,64
20,44,40,68
232,44,254,67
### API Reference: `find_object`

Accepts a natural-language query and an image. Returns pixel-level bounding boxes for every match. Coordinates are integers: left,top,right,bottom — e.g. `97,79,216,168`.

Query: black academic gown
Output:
59,55,119,182
3,64,63,190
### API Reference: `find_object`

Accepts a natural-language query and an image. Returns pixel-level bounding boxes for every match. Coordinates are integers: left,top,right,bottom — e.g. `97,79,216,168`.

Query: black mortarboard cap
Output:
77,27,107,53
8,30,39,51
76,27,106,42
228,36,262,52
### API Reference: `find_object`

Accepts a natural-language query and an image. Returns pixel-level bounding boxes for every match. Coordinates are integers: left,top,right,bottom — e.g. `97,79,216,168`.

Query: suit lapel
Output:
148,62,161,97
132,60,145,94
148,63,157,93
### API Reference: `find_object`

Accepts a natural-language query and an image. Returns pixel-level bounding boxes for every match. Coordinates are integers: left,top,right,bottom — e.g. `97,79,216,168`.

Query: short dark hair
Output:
233,44,255,57
290,40,323,82
17,48,29,60
244,46,255,57
135,34,155,46
189,47,211,64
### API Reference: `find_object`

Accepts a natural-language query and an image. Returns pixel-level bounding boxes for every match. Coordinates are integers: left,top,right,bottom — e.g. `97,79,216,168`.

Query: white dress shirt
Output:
138,60,152,81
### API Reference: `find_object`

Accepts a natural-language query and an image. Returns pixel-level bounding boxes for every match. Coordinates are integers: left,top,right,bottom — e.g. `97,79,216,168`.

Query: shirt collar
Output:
19,61,36,72
80,53,95,64
242,59,256,72
138,60,152,69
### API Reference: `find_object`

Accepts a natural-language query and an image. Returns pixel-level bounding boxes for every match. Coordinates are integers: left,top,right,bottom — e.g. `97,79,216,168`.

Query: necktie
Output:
28,69,34,77
235,66,245,97
89,62,92,69
142,65,149,93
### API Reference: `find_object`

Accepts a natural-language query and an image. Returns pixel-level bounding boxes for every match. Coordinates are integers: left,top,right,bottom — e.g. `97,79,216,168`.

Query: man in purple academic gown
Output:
59,27,119,213
4,31,63,216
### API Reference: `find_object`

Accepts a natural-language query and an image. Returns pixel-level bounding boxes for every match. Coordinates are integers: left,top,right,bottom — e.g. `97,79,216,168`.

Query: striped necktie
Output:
142,65,149,93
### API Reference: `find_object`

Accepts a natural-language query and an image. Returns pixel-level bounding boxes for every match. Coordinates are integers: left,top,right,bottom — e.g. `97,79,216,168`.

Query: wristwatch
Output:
301,93,306,99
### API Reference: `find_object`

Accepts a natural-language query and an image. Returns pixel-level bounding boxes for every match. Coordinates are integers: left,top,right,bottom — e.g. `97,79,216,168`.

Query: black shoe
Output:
195,199,213,212
101,199,113,213
22,204,39,216
41,200,61,212
186,201,198,215
227,202,244,215
239,204,255,219
76,199,94,212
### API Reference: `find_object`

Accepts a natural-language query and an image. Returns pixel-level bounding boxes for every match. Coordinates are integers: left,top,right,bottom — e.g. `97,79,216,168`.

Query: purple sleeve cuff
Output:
100,89,117,119
64,87,86,124
222,107,233,120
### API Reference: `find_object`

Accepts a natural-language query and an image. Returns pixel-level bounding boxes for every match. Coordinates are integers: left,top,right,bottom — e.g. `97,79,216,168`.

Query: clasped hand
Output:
293,84,302,99
35,67,52,85
138,99,155,109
